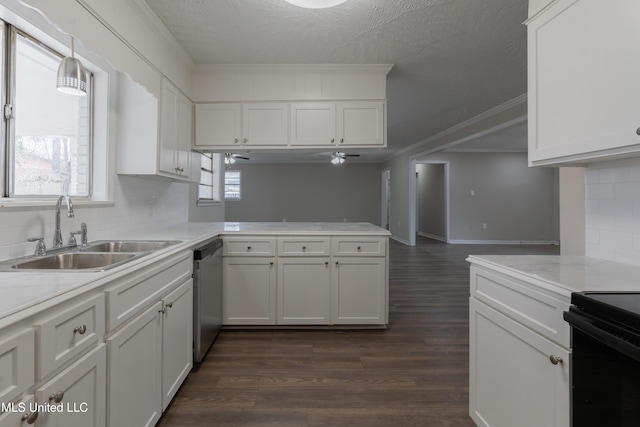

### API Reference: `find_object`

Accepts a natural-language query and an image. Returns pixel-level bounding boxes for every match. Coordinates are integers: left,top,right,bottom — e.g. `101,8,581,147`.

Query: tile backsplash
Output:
585,159,640,266
0,176,189,261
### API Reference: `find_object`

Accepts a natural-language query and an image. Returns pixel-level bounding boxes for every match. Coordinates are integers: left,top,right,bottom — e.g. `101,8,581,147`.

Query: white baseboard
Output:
390,235,410,246
417,232,446,242
447,239,560,245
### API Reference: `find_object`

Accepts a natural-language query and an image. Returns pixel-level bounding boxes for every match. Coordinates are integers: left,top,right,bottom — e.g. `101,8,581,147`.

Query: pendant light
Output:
56,37,87,96
285,0,349,9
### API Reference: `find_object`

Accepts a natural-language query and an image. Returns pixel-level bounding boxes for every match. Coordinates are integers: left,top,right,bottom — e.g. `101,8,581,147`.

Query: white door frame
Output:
380,168,391,230
409,158,450,246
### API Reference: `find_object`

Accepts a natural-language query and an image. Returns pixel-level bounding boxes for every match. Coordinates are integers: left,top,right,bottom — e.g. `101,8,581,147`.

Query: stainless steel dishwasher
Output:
193,237,223,363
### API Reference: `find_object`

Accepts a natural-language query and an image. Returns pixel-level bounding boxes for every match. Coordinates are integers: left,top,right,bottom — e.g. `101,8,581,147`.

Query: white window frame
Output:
224,169,241,201
197,152,221,206
2,23,94,199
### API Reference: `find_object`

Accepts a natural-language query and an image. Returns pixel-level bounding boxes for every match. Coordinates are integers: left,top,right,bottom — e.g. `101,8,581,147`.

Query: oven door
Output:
564,308,640,427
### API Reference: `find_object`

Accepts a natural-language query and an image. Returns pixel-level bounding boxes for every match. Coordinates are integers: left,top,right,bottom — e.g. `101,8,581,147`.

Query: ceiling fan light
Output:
224,154,236,164
56,37,87,96
285,0,349,9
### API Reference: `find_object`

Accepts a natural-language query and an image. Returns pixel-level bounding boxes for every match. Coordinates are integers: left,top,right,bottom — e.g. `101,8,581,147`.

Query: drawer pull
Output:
73,324,87,335
247,246,252,251
302,246,306,251
270,262,274,266
357,246,361,251
325,261,329,266
21,411,38,424
166,302,173,309
549,355,563,365
49,391,64,403
636,128,640,136
335,261,339,266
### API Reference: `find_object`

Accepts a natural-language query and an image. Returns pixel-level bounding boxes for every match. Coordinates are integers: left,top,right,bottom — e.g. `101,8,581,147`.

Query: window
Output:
2,23,93,198
224,170,241,200
197,153,220,205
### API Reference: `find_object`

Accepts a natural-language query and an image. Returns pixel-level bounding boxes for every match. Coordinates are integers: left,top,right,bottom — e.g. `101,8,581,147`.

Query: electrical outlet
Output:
470,190,475,196
483,223,487,229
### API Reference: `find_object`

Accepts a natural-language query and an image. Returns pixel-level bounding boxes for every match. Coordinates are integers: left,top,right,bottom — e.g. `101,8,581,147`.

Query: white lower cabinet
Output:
107,279,193,427
223,257,276,325
35,344,106,427
107,302,162,427
331,257,386,324
0,395,36,426
161,281,194,411
278,257,331,324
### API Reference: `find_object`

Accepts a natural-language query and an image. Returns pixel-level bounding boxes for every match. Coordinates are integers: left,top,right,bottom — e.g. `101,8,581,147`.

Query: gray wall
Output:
420,152,559,242
416,163,446,240
224,163,381,224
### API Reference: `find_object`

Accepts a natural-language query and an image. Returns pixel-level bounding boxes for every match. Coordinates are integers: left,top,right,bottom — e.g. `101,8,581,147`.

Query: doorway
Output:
414,161,449,244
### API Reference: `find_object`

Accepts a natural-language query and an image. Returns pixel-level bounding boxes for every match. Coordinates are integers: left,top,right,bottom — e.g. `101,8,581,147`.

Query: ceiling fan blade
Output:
232,155,250,160
344,154,360,157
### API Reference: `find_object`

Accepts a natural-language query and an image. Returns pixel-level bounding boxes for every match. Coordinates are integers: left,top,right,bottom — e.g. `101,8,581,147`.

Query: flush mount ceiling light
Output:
57,37,87,96
284,0,349,9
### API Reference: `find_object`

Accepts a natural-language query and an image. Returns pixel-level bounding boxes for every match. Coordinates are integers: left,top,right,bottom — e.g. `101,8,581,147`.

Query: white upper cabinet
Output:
290,103,337,146
527,0,640,166
117,74,192,181
194,104,242,147
336,101,385,147
242,103,288,146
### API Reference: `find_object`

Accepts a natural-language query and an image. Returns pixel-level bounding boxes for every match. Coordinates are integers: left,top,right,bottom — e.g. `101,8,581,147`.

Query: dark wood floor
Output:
158,237,559,427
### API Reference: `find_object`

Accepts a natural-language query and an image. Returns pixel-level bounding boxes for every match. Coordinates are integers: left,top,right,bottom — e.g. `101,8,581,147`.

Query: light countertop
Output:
0,222,389,324
467,254,640,297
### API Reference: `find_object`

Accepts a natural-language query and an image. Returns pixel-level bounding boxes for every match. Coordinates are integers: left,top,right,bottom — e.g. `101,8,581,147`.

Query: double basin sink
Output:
0,240,181,272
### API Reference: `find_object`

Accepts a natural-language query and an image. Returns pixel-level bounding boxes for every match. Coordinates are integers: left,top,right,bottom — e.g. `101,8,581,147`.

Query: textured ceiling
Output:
145,0,528,161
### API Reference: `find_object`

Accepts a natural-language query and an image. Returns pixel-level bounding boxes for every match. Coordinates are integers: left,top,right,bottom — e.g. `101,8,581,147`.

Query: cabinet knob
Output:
73,324,87,335
247,246,252,251
335,261,339,266
636,127,640,136
357,246,361,251
325,261,329,266
549,355,563,365
302,246,306,251
21,411,38,424
270,261,274,266
234,138,239,143
243,138,248,143
340,138,344,143
166,302,173,309
331,138,335,143
49,391,64,403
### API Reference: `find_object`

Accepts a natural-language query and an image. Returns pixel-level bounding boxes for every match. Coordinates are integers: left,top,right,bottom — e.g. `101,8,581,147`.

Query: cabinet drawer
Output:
223,238,276,256
35,294,105,379
332,237,386,256
470,266,570,348
278,238,330,256
0,329,34,404
0,395,35,426
105,252,192,331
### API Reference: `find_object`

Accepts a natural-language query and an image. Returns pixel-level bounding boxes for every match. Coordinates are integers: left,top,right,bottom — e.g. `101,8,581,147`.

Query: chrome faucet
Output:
53,194,74,248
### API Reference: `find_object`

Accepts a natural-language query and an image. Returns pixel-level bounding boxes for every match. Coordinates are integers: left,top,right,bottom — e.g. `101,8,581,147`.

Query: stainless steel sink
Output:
0,239,181,272
81,240,180,253
10,252,136,271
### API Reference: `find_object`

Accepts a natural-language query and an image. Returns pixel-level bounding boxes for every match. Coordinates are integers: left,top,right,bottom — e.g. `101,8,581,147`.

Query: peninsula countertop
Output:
0,222,390,324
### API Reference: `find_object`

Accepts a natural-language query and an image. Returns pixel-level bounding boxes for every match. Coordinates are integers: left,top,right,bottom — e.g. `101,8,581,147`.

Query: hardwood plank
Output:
158,237,558,426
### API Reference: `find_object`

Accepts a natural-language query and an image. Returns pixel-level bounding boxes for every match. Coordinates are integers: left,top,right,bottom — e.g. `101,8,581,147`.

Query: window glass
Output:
198,153,220,203
224,170,241,200
11,31,91,197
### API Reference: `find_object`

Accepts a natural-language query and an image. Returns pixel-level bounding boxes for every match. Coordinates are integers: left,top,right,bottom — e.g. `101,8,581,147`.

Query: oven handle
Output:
564,309,640,363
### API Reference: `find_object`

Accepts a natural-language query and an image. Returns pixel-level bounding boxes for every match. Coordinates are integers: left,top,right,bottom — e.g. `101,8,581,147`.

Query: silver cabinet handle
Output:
331,138,335,143
247,246,252,251
234,138,239,143
357,246,361,251
335,261,339,266
73,324,87,335
302,246,306,251
166,302,173,309
636,128,640,136
549,355,563,365
270,261,274,266
21,411,38,424
340,138,344,143
243,138,248,143
49,391,64,403
159,307,166,314
324,261,329,266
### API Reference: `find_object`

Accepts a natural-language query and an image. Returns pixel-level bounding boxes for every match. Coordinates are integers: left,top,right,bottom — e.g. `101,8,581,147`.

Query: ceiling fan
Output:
224,153,250,164
331,152,359,164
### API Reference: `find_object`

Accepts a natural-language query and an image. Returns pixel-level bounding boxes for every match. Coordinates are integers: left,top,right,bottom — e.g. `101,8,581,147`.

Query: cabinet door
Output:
161,280,193,411
469,298,570,427
223,257,276,325
242,103,288,146
278,258,331,324
336,101,384,147
0,395,35,426
0,329,34,405
290,103,336,146
35,345,106,427
527,0,640,165
176,93,192,179
107,302,162,427
331,257,386,324
194,104,242,148
159,80,180,176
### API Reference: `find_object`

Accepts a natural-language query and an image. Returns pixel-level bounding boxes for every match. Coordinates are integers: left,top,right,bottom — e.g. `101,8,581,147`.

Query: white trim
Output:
448,239,560,245
417,232,446,243
411,160,450,246
388,94,528,162
389,235,410,246
193,63,394,75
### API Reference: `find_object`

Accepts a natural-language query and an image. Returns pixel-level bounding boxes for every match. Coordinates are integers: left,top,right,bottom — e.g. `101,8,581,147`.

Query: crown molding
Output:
193,63,394,75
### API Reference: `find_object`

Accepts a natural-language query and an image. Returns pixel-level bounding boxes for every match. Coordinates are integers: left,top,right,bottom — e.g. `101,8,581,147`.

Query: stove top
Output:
571,292,640,332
